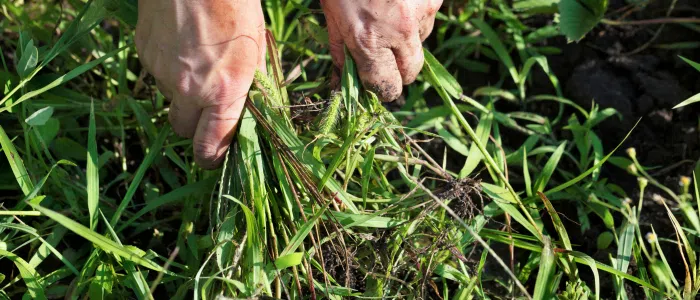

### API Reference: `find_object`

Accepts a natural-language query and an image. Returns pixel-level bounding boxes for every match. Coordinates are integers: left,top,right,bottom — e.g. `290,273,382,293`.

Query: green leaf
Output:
17,39,38,78
28,203,164,272
87,101,99,230
533,236,556,300
483,183,542,238
616,218,635,275
0,249,46,300
513,0,560,13
361,146,375,207
673,92,700,109
680,55,700,72
53,137,88,161
110,125,170,226
280,201,329,257
25,106,54,126
544,119,639,196
596,231,614,249
0,125,34,196
423,49,463,99
559,0,608,41
1,45,128,111
459,111,493,178
471,19,519,84
272,252,303,270
36,118,60,144
568,251,601,300
534,141,566,192
88,263,113,299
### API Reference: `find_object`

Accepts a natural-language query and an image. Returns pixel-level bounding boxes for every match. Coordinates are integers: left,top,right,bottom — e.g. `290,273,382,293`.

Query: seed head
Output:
637,177,648,189
680,176,691,187
645,232,657,243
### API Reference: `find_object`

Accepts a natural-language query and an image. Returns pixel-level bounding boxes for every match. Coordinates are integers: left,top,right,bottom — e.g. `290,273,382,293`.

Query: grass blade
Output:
0,249,46,300
28,203,165,272
110,125,170,226
533,236,556,299
0,125,34,196
87,101,99,229
0,45,129,111
534,141,566,193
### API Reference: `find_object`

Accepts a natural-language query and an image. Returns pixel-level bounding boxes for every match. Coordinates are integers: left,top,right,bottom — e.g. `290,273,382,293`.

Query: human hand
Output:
321,0,442,101
135,0,266,169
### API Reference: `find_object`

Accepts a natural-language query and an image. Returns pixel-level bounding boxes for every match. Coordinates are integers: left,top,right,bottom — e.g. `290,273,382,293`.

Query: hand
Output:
135,0,266,169
321,0,442,101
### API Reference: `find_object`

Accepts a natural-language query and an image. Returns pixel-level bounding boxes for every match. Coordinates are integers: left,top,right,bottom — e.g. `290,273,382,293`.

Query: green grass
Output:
1,0,699,299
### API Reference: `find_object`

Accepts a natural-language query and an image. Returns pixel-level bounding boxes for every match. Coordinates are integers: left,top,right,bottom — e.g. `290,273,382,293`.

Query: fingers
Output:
418,0,442,41
349,45,403,101
392,34,424,84
192,96,246,169
169,94,201,138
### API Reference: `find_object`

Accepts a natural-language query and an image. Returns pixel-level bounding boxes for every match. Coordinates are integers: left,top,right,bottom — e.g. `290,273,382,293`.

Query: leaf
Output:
459,111,494,178
272,252,303,270
87,101,99,230
544,119,639,196
534,141,566,192
0,125,34,196
513,0,560,13
110,125,170,226
437,123,470,156
88,263,113,299
559,0,608,41
471,19,519,84
673,92,700,109
597,232,614,249
616,218,635,275
423,49,463,99
36,118,60,144
679,55,700,72
1,46,128,111
280,201,329,257
361,147,375,207
17,39,38,78
224,195,267,292
533,236,556,300
25,106,54,126
568,251,601,300
0,249,46,300
53,137,88,161
28,203,164,272
483,183,542,238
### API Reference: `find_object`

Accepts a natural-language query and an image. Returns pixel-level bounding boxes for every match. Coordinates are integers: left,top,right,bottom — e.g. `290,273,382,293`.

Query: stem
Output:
601,17,700,26
452,94,543,242
0,211,41,216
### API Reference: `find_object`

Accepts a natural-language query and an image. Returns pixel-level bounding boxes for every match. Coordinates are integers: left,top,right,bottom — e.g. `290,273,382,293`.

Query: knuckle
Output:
193,139,222,169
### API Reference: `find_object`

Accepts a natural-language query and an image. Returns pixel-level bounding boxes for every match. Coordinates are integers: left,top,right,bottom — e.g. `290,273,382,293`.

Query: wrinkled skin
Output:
136,0,440,169
135,0,266,169
322,0,442,101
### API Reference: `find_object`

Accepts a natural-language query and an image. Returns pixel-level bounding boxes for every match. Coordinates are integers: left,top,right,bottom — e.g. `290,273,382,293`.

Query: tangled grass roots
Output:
437,177,484,220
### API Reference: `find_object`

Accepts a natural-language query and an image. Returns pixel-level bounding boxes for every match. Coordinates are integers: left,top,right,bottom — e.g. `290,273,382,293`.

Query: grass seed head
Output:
638,177,648,189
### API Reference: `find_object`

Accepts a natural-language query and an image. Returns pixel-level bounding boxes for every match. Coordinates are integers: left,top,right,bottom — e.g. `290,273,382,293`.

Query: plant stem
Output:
601,17,700,26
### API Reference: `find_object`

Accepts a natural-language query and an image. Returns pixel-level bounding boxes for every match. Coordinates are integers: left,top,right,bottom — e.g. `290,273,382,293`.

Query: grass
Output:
1,0,700,299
